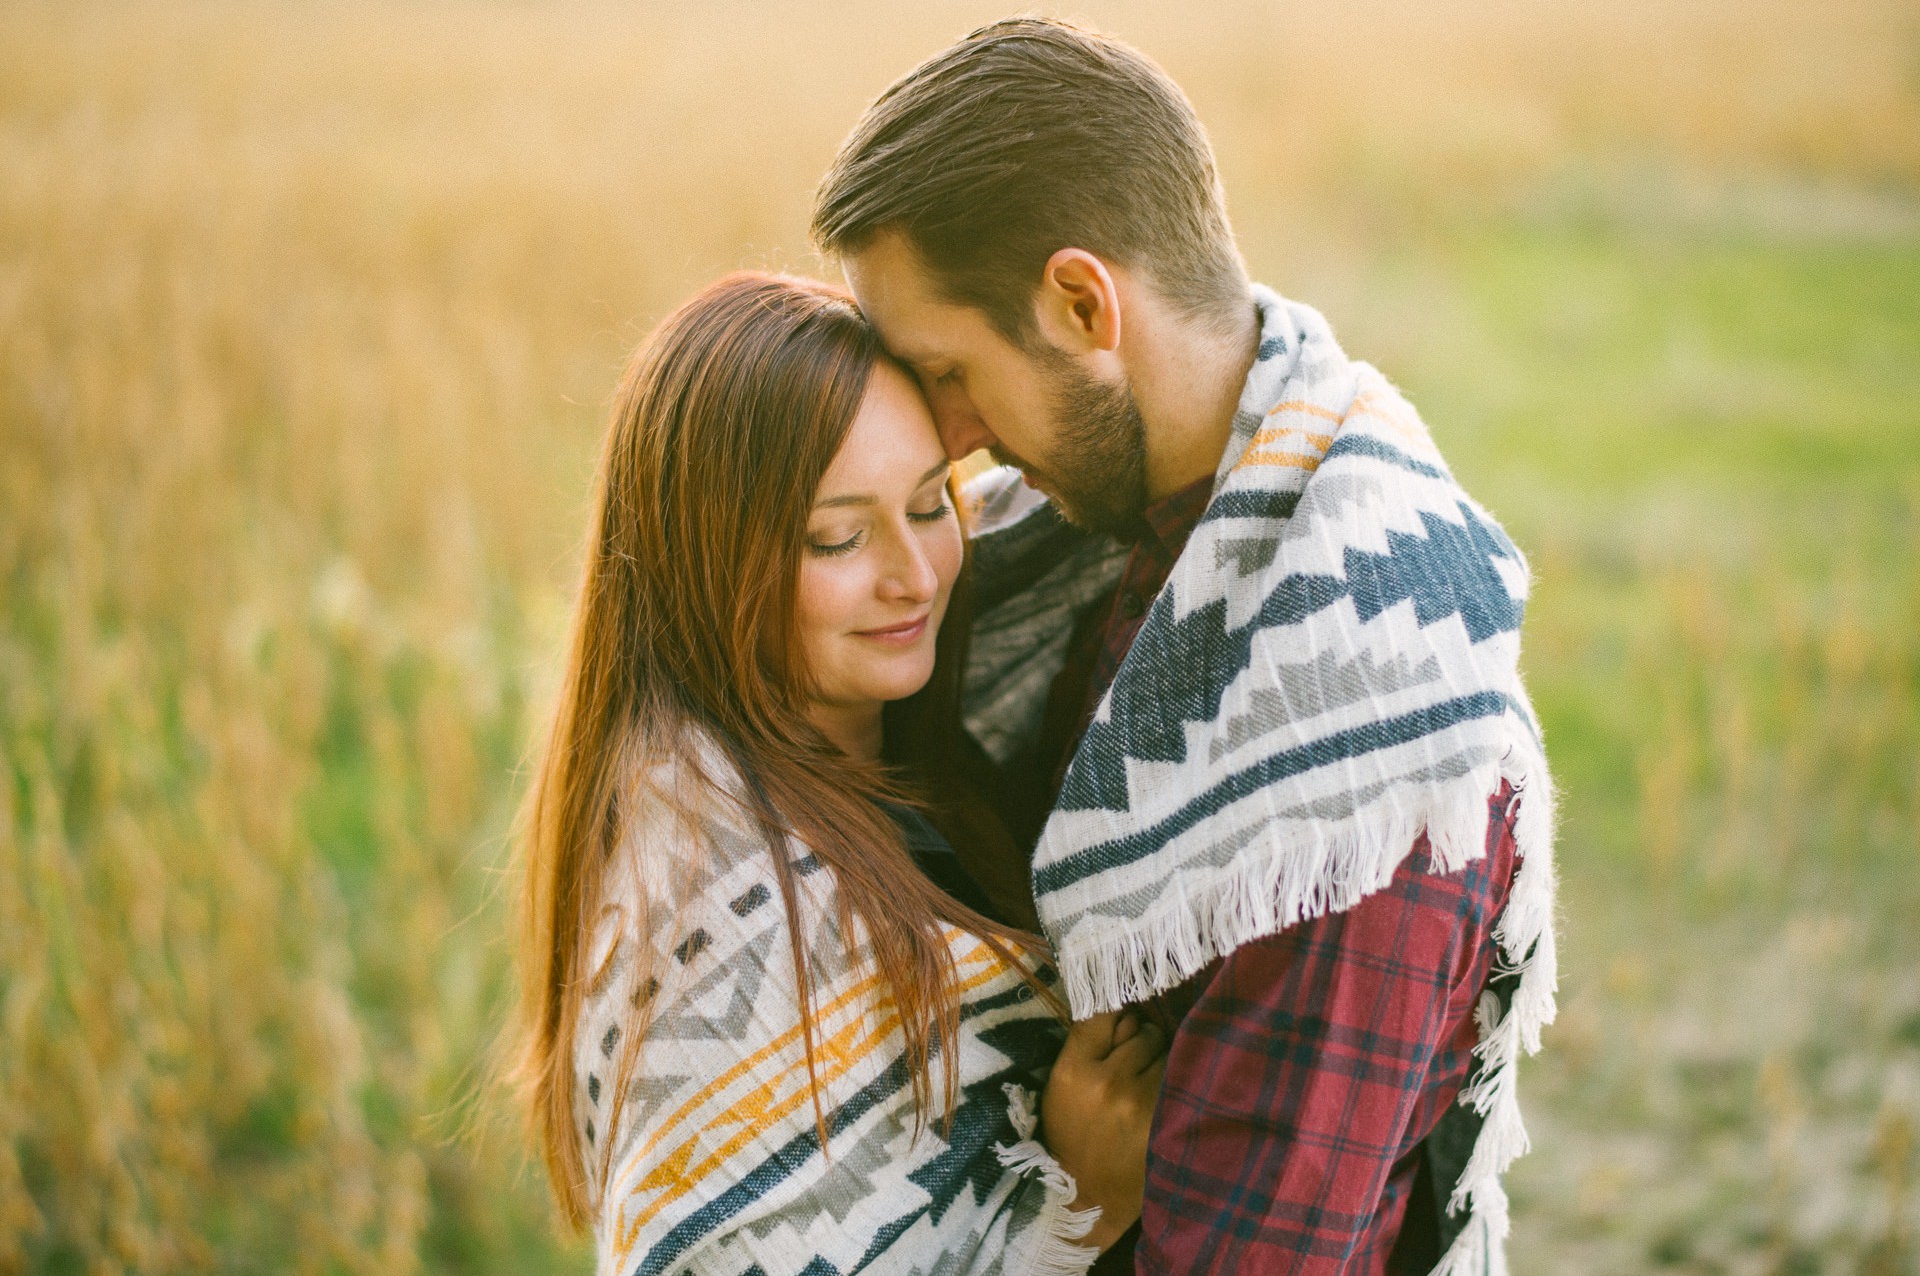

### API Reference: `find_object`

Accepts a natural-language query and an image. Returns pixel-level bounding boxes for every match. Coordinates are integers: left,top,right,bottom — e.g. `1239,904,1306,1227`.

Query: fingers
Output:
1064,1008,1174,1070
1106,1016,1168,1075
1060,1010,1124,1059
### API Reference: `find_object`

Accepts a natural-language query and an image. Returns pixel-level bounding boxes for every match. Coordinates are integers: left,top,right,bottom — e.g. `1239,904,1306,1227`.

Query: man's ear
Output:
1033,248,1122,355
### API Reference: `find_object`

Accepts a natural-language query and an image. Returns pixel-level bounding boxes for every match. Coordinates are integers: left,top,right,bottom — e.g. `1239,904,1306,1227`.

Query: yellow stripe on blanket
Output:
612,935,1017,1259
1349,390,1431,447
1263,399,1342,422
1237,416,1334,473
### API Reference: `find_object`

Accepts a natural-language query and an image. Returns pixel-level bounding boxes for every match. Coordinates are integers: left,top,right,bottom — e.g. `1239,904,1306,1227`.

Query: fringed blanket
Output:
578,748,1099,1276
963,284,1558,1276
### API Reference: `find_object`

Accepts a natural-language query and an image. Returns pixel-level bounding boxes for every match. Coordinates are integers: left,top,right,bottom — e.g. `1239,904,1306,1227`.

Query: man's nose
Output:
926,388,997,462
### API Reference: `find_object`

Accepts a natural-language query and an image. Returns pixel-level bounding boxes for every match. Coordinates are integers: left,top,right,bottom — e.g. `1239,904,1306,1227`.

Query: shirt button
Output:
1119,589,1148,619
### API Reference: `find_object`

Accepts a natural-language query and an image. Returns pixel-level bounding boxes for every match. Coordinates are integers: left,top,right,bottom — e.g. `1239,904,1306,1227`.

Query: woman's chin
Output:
865,656,940,705
879,671,938,704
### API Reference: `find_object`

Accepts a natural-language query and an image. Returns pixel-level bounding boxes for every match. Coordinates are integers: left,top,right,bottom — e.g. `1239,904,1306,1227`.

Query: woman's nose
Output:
879,527,938,601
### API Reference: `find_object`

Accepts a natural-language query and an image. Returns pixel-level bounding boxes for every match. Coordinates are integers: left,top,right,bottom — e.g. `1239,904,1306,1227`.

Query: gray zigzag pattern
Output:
1254,746,1494,825
796,880,861,986
703,817,769,877
1212,532,1281,579
605,923,780,1147
1281,473,1386,546
643,925,778,1043
1080,744,1499,923
719,1210,1016,1276
1206,644,1447,763
624,1068,693,1133
1204,474,1379,596
963,537,1125,766
740,1098,918,1234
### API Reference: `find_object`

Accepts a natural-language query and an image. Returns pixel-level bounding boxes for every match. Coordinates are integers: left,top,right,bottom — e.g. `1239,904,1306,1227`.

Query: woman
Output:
512,272,1163,1275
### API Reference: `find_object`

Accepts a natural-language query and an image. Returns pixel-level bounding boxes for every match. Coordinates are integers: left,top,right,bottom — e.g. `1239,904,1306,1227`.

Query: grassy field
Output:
2,1,1916,1272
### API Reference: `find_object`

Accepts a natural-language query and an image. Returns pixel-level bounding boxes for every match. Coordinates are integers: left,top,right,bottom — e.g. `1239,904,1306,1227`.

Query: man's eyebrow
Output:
812,460,950,510
888,346,940,372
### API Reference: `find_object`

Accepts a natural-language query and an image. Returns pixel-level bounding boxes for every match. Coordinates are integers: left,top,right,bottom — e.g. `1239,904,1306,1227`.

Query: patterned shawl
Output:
578,744,1099,1276
962,285,1558,1276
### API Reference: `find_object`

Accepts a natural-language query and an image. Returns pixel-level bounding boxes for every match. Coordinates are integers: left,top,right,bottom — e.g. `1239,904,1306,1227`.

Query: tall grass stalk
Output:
2,1,1916,1271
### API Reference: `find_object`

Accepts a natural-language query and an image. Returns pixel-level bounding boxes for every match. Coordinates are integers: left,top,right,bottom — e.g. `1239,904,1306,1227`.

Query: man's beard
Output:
998,353,1148,537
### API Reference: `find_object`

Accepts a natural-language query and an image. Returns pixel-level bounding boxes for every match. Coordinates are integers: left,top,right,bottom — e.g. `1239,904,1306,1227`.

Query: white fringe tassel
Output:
1050,744,1557,1276
994,1083,1102,1276
1427,756,1556,1276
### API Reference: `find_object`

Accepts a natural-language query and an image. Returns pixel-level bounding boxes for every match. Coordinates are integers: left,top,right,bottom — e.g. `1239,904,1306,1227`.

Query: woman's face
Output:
796,361,962,731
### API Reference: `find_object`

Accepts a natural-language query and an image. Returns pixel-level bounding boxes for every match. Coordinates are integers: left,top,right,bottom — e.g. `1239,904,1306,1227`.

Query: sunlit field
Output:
3,1,1917,1271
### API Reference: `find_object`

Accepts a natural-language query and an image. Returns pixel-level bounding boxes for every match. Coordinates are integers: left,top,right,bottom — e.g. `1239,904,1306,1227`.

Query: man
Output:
812,18,1556,1276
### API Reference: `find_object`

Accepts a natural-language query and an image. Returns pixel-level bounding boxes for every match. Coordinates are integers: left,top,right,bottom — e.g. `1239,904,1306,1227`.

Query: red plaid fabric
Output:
1037,478,1524,1274
1135,791,1518,1275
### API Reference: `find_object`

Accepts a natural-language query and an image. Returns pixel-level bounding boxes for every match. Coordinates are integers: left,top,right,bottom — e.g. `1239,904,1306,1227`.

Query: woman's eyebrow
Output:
812,460,950,510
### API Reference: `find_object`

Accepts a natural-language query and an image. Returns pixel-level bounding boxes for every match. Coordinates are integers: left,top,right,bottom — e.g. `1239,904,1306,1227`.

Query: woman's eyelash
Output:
908,502,952,524
808,532,863,557
808,502,949,555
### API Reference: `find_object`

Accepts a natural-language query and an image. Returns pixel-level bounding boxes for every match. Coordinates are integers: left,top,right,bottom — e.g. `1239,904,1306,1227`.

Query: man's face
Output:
843,230,1148,534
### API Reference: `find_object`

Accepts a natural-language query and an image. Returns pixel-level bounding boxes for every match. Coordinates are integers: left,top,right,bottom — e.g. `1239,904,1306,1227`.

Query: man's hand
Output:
1038,1010,1167,1252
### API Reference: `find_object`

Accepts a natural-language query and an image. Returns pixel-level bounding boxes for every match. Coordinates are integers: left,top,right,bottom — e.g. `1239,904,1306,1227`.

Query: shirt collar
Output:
1126,471,1214,555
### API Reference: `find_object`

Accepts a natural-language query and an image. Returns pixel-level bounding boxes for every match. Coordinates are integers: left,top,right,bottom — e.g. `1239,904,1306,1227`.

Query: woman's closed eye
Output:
808,529,863,558
810,494,949,555
908,497,952,525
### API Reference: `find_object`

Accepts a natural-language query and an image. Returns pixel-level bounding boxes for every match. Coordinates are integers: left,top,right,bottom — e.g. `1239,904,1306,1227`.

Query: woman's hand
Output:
1039,1009,1168,1252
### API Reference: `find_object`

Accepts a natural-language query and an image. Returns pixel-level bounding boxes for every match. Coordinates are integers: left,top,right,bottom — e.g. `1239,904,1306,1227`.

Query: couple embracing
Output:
512,18,1557,1276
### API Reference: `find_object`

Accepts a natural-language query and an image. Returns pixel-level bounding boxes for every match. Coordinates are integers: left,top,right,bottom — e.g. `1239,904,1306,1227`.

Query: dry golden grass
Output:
1,1,1916,1271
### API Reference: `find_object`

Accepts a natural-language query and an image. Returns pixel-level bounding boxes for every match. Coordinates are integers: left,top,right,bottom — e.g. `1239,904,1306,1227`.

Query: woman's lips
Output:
854,615,930,645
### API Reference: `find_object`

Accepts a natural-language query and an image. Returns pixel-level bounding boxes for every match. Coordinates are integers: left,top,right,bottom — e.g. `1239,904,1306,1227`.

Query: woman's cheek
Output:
795,557,854,669
930,522,964,600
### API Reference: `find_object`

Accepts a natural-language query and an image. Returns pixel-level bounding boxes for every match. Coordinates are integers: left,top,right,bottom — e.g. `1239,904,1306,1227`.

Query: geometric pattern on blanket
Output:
579,748,1098,1276
962,285,1558,1276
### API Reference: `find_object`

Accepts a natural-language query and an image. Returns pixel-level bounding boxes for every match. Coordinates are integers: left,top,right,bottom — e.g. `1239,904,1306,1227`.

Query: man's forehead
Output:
843,233,960,359
843,228,925,295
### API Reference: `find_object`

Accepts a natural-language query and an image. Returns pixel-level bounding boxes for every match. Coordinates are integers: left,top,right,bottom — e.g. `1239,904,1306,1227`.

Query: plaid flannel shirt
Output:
1037,477,1522,1275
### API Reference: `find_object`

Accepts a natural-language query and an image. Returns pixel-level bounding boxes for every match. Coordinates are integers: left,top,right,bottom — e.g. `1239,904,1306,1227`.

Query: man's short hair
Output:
811,17,1246,347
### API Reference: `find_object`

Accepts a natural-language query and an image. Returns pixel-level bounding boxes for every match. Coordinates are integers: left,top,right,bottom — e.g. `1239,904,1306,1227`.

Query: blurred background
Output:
2,0,1916,1271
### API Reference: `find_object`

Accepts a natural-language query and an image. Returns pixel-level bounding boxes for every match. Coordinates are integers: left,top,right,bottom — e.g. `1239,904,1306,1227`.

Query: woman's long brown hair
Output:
510,272,1048,1228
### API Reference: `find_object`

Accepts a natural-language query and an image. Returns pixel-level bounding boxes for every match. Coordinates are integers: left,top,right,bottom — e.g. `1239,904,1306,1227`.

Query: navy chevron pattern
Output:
1055,499,1523,816
966,283,1557,1276
589,752,1089,1276
1036,691,1516,893
1343,502,1522,642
